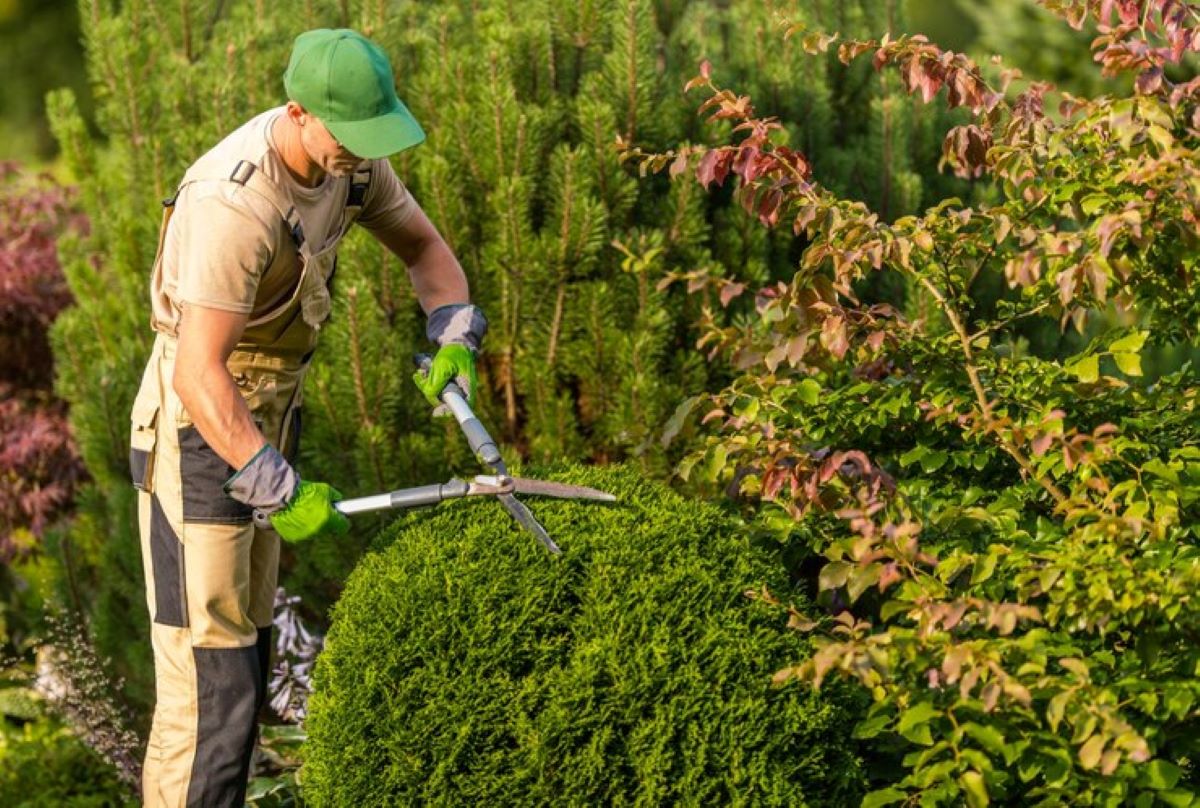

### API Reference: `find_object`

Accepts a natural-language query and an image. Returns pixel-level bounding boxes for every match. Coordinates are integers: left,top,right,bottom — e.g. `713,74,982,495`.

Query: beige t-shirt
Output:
151,107,417,334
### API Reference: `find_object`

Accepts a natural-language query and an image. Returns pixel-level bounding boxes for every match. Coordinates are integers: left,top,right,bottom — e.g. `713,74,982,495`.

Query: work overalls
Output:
129,156,370,807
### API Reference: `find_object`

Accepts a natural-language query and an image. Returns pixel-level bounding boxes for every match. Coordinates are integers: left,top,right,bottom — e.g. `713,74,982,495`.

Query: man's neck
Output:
271,115,325,188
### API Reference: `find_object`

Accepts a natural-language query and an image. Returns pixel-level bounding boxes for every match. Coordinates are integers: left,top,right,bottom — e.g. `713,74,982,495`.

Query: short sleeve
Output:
173,183,276,314
356,158,418,234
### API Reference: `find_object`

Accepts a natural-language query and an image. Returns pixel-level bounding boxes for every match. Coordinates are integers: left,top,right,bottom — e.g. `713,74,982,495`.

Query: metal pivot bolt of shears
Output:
258,354,617,554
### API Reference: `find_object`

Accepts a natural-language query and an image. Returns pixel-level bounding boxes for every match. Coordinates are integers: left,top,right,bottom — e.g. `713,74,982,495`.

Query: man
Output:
127,28,486,806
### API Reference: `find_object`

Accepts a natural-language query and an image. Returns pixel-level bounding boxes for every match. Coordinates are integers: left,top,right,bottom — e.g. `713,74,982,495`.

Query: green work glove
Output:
269,481,350,543
412,343,479,409
225,444,349,542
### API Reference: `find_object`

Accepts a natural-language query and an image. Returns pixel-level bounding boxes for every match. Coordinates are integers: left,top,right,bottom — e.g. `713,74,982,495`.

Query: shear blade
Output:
496,493,561,555
508,478,618,502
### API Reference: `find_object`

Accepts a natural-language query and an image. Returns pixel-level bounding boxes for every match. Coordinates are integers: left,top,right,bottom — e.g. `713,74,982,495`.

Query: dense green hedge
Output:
304,465,867,806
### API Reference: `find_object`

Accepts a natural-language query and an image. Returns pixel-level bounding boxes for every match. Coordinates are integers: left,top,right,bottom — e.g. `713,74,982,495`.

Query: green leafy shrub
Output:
0,716,134,808
304,465,867,806
625,2,1200,804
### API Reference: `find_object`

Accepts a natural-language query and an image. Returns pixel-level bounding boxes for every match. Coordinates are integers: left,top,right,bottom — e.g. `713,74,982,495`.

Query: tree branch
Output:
914,273,1069,506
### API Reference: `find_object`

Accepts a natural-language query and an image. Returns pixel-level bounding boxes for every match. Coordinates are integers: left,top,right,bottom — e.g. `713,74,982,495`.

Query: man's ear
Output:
284,100,308,125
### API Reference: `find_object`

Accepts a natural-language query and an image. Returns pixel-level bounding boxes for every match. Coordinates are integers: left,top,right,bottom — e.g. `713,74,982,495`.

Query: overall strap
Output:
228,159,306,252
345,165,371,214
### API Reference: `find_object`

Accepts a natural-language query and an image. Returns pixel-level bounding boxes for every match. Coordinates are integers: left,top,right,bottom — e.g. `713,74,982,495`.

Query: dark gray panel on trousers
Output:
130,447,150,490
150,494,187,628
282,407,301,466
187,644,262,808
255,626,272,715
178,426,253,523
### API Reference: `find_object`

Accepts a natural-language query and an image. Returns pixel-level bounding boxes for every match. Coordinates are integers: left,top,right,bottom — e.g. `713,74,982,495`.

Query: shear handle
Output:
414,353,503,468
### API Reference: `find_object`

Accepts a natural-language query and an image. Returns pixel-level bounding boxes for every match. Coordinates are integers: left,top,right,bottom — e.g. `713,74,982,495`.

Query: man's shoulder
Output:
173,175,285,250
180,109,283,186
174,109,294,229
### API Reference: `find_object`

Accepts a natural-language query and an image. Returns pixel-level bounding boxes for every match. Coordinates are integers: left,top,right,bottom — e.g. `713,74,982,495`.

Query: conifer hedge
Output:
303,465,866,806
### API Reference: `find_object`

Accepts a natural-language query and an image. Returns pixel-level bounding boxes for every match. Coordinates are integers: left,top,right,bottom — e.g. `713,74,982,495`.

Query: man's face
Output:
298,112,363,178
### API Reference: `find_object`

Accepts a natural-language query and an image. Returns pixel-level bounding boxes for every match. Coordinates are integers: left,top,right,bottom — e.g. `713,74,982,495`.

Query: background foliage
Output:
622,1,1200,803
2,0,1196,803
41,0,951,719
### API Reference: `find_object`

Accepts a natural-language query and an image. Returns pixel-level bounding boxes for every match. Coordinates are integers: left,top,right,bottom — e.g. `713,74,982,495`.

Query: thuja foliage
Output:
303,465,867,806
46,0,960,712
625,1,1200,804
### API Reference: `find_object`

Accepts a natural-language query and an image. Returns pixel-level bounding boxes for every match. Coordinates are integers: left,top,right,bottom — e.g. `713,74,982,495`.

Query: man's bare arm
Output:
173,303,267,470
369,203,470,312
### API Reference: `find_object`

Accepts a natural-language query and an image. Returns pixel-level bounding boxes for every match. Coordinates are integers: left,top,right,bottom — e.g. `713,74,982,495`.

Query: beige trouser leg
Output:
135,406,280,807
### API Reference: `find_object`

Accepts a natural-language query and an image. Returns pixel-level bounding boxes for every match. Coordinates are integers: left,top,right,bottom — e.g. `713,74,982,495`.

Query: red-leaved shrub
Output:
0,162,87,559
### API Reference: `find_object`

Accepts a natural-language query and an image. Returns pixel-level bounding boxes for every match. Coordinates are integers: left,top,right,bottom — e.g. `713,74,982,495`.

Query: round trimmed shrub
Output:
303,465,866,806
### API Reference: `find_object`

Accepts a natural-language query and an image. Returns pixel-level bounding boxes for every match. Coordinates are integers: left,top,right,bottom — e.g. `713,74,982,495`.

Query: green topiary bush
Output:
304,465,867,806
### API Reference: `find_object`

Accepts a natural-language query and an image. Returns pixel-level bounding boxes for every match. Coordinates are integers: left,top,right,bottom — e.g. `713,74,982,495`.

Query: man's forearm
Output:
407,239,470,313
173,361,268,471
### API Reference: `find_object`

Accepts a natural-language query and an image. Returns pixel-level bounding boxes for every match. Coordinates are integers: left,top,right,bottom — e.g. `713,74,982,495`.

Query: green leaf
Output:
246,776,291,801
1158,789,1196,807
1165,687,1195,719
1058,657,1089,678
1078,734,1105,770
1143,458,1180,485
959,770,989,807
1112,351,1142,376
1142,759,1183,790
899,723,934,746
1046,691,1070,732
1043,755,1070,787
897,701,939,731
703,444,727,482
847,564,882,603
963,722,1007,760
1109,331,1147,353
797,378,821,405
900,445,928,468
920,450,949,473
660,395,700,447
1067,355,1099,383
1017,760,1042,783
861,787,907,808
733,396,760,421
970,552,998,585
1080,194,1108,215
819,561,853,591
881,599,913,622
853,712,892,740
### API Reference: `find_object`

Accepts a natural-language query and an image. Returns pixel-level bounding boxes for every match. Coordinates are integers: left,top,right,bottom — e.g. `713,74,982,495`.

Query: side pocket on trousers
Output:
129,393,160,493
178,426,254,523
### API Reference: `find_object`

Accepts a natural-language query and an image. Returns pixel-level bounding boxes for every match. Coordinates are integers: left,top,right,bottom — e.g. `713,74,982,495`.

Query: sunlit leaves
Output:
627,4,1200,806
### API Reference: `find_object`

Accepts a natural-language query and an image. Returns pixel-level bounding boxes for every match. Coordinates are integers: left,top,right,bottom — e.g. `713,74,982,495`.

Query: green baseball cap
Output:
283,28,425,159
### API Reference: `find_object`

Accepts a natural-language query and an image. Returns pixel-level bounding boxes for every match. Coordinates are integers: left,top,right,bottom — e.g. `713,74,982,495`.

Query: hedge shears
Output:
319,354,616,554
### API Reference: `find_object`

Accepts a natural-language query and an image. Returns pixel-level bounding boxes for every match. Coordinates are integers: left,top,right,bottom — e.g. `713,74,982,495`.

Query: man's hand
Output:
413,343,478,408
225,444,348,542
415,303,488,411
269,481,350,542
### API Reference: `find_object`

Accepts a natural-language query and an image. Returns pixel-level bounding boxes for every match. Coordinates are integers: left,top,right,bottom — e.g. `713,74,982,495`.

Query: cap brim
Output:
325,99,426,160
